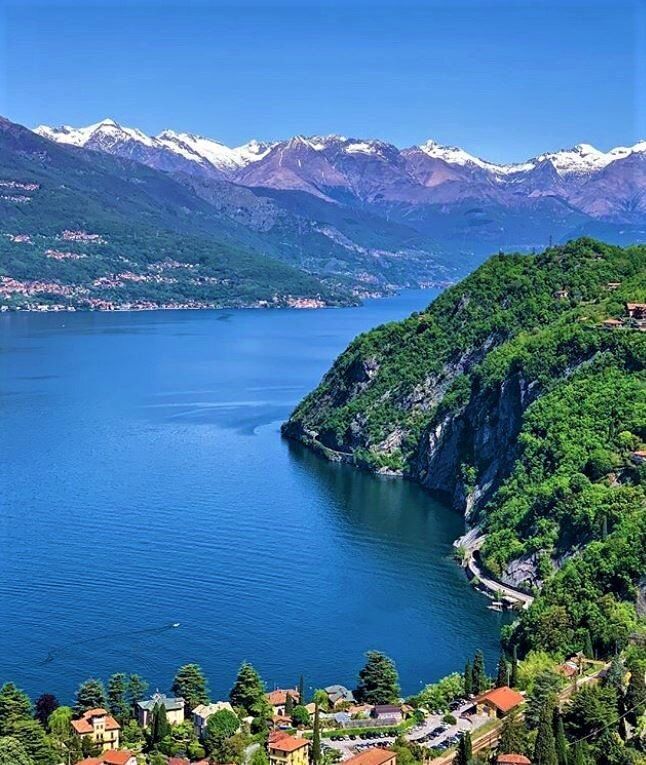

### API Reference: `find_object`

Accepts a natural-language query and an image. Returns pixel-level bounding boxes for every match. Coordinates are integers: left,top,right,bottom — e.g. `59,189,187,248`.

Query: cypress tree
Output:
463,660,472,697
625,659,646,725
472,650,486,695
311,703,321,765
496,653,509,688
554,710,568,765
533,702,558,765
298,676,305,706
285,693,294,716
497,710,526,755
455,731,472,765
510,646,519,689
582,630,594,660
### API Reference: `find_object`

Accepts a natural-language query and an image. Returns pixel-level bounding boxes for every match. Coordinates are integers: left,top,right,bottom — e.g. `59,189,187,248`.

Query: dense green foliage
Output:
229,662,265,713
171,663,209,711
287,239,645,660
356,651,401,704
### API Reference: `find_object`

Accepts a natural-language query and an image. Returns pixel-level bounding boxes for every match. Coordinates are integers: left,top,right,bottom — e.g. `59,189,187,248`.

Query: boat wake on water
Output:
38,622,181,666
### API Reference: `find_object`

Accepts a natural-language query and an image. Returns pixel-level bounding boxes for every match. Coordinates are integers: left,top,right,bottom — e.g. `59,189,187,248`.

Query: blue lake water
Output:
0,290,507,704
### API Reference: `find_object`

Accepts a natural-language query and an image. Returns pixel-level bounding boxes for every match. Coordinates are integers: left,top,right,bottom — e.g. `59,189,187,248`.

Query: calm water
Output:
0,290,506,703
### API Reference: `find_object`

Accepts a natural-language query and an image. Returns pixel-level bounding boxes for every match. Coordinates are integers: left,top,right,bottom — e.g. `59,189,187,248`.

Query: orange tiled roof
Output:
269,730,291,745
344,748,396,765
101,752,135,765
267,688,299,705
71,708,120,735
75,753,134,765
268,735,310,753
497,755,531,765
476,686,524,713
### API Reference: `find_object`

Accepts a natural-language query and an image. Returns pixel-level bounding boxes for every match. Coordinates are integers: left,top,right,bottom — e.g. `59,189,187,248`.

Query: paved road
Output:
459,534,534,609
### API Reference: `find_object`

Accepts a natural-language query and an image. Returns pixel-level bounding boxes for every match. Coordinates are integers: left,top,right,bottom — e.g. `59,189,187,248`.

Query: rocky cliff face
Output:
416,371,539,516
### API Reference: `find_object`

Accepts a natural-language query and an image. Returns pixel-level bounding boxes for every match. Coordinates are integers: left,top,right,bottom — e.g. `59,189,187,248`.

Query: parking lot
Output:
323,699,490,761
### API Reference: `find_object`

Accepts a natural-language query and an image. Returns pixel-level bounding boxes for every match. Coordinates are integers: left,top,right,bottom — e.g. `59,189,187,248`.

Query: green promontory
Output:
283,238,646,658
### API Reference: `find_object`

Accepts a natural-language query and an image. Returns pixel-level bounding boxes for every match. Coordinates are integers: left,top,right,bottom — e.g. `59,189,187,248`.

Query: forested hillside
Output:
0,116,447,311
283,238,646,658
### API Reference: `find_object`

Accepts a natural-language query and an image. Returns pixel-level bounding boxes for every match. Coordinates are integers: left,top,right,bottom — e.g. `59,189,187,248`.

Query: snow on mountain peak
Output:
418,139,502,172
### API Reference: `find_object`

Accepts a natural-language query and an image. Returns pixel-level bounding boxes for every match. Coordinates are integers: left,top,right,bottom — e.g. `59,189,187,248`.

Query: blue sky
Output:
0,0,643,162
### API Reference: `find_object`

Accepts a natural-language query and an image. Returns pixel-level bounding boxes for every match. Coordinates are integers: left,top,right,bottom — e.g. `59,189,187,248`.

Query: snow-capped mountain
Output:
34,118,273,178
34,118,646,234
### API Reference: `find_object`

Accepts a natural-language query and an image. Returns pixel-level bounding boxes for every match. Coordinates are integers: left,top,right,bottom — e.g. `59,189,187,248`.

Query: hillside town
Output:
0,644,639,765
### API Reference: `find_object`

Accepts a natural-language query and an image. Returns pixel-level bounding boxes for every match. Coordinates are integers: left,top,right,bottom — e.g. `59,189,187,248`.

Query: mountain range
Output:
37,119,646,235
0,113,644,311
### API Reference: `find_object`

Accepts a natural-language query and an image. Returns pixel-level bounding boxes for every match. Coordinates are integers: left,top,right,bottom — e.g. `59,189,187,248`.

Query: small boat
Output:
171,623,181,628
488,601,504,611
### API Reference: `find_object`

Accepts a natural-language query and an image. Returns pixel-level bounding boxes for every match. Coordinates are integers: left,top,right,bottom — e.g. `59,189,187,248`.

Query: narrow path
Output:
455,533,534,610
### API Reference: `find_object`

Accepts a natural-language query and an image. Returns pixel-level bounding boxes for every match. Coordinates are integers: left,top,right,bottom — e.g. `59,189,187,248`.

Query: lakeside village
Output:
1,640,644,765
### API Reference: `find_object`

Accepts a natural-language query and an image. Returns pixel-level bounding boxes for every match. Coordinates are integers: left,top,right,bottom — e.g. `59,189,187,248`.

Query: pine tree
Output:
356,651,400,704
554,711,568,765
471,650,486,695
73,679,106,717
533,702,558,765
10,719,57,765
126,675,147,706
463,660,472,697
311,703,321,765
0,736,34,765
107,674,130,723
298,675,305,706
230,662,265,713
496,653,509,688
172,664,209,712
0,683,33,736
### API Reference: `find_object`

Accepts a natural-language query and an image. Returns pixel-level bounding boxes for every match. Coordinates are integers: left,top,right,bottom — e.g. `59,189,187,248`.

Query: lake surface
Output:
0,290,507,703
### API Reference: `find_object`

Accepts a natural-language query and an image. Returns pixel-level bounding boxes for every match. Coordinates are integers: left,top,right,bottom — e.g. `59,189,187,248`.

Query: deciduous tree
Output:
33,695,58,728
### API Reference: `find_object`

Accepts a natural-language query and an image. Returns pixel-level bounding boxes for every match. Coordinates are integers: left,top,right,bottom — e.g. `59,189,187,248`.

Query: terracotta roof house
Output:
75,751,136,765
475,687,524,717
266,688,300,716
497,755,531,765
343,748,397,765
71,709,120,752
136,691,185,727
268,734,310,765
268,730,291,745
